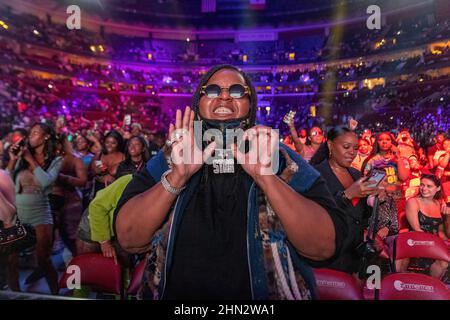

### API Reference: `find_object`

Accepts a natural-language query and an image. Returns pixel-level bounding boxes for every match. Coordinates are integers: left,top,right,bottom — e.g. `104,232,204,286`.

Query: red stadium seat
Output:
59,253,123,296
397,210,410,233
313,268,364,300
378,273,450,300
387,231,450,272
126,259,146,296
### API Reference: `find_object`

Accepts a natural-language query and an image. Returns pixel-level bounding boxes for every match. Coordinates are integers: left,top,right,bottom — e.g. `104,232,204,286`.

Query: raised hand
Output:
231,125,279,181
166,107,215,187
348,117,358,131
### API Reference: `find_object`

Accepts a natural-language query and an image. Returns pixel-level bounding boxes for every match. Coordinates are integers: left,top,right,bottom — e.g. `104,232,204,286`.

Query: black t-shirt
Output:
164,165,252,300
115,163,348,299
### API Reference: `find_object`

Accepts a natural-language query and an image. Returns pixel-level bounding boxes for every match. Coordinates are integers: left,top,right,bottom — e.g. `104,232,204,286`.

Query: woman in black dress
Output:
311,126,381,275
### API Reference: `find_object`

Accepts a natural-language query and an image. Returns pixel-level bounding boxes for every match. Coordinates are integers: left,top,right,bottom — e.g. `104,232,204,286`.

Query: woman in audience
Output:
397,174,449,279
50,134,87,256
7,123,61,294
74,134,94,210
74,134,94,169
362,132,410,239
116,135,150,178
287,119,324,162
311,126,380,275
90,130,125,196
351,138,371,172
402,154,430,200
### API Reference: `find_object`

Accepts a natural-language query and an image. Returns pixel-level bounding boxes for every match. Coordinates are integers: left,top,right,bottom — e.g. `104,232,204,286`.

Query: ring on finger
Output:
287,162,299,173
175,132,183,140
166,139,176,148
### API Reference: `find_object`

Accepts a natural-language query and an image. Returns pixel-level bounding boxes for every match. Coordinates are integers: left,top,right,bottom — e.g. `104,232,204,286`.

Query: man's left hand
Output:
232,125,279,182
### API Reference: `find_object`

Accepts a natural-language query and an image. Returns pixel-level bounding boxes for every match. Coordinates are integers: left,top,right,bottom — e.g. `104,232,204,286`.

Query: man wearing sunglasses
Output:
115,65,347,300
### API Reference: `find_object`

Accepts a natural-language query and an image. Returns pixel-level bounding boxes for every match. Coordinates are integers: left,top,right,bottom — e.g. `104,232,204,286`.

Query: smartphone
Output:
365,169,386,188
12,138,27,155
124,114,131,126
283,111,296,124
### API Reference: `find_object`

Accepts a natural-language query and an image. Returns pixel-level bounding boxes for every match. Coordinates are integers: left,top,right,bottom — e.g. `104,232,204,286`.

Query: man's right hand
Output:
166,107,215,188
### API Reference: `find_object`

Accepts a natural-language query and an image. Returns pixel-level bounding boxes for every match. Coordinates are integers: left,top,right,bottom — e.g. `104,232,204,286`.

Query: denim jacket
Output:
139,144,327,300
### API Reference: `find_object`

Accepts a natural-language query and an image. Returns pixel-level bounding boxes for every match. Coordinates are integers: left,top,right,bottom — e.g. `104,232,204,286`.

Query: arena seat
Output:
378,273,450,300
59,253,122,296
313,268,364,300
386,231,450,272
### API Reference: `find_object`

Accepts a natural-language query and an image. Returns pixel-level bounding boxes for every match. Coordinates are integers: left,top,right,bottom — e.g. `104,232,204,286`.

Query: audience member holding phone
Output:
311,126,382,276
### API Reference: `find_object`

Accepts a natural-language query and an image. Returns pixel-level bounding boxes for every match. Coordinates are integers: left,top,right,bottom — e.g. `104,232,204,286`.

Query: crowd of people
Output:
0,65,449,298
1,7,449,65
0,5,449,301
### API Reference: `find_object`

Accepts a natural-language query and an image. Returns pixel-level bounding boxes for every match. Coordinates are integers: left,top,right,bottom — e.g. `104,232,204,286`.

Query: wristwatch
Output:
161,170,186,195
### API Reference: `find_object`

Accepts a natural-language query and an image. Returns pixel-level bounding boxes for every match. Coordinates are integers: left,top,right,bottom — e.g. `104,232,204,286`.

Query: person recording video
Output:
6,123,62,294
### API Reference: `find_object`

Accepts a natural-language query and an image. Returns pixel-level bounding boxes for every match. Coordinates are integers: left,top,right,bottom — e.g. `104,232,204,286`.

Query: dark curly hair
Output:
102,130,125,155
13,122,57,182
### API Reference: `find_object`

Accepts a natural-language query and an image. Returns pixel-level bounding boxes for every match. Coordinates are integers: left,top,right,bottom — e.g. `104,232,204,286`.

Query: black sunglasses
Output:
200,84,250,99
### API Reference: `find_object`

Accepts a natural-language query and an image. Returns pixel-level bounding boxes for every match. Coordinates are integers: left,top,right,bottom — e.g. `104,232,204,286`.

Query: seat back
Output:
127,259,146,296
59,253,122,295
389,231,450,264
379,273,450,300
313,268,364,300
